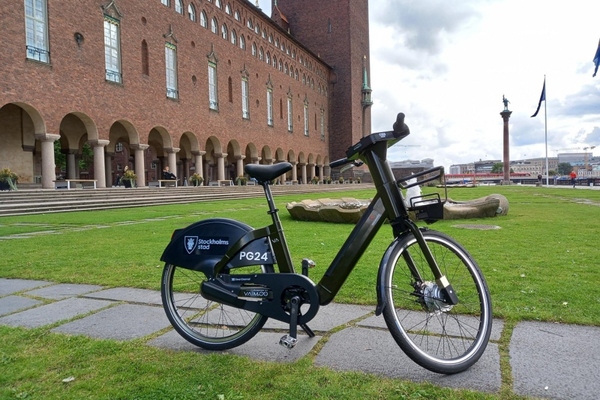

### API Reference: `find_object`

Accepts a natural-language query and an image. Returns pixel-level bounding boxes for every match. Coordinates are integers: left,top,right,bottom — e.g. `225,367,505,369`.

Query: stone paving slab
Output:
149,329,321,363
25,283,104,300
52,303,171,341
358,313,505,341
0,295,43,316
264,302,373,332
84,287,163,306
0,278,53,296
510,321,600,400
0,297,113,328
315,326,501,393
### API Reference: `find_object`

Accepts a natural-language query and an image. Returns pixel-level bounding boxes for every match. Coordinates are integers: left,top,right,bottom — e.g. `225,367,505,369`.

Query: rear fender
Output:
160,218,273,275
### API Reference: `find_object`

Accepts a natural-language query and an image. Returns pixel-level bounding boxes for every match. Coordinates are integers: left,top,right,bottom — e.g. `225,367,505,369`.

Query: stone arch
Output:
0,102,44,183
178,131,200,182
245,142,259,165
297,151,306,184
57,112,98,180
260,146,273,165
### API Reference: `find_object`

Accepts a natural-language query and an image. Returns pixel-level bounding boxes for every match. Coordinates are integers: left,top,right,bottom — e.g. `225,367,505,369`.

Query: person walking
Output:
570,170,577,188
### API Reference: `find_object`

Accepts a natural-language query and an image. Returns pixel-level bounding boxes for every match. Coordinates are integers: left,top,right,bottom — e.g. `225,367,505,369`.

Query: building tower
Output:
271,0,371,161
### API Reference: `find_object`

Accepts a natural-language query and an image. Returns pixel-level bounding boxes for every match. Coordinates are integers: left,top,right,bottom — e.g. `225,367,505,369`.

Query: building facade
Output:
0,0,371,188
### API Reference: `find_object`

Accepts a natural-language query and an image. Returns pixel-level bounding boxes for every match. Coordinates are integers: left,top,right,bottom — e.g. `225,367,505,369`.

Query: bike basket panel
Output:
161,218,270,272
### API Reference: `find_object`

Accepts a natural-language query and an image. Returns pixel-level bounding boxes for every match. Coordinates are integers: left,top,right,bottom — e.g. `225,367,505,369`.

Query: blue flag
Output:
531,79,546,118
593,39,600,77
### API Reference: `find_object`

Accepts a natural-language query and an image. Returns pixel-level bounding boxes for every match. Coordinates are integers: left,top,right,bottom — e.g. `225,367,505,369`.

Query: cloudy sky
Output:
259,0,600,169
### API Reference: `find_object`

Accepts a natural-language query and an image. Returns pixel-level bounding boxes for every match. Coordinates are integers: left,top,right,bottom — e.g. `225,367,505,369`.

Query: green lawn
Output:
1,185,598,399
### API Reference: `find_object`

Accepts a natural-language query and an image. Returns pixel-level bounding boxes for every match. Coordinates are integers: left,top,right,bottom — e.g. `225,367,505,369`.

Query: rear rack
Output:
397,166,446,223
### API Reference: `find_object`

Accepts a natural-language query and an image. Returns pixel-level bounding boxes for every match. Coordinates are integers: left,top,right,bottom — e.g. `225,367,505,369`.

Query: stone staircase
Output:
0,184,370,217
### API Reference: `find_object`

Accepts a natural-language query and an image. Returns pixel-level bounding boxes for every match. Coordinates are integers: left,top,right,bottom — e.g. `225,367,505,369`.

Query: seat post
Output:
260,181,295,272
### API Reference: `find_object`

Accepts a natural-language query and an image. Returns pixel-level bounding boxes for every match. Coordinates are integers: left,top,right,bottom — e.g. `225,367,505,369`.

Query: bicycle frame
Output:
210,129,457,308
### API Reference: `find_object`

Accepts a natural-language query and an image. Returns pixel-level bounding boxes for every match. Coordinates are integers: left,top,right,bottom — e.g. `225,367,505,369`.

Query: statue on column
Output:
502,95,510,111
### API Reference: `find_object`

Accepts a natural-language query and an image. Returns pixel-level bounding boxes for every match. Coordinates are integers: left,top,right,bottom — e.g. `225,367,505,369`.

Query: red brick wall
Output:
1,0,341,170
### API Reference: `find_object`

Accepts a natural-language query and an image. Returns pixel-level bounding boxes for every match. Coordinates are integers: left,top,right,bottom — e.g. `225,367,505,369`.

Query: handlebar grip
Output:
393,112,410,138
330,158,349,168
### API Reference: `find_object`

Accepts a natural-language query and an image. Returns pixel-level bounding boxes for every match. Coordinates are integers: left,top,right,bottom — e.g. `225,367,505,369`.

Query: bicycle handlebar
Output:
330,113,410,168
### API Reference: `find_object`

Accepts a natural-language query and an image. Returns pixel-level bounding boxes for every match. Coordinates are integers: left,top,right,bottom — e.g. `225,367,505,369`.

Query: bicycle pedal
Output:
279,334,297,349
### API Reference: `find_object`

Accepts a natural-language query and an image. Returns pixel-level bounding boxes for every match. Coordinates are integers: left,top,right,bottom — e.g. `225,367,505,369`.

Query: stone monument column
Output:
500,107,512,185
235,155,245,177
166,148,179,179
36,133,61,189
290,161,298,183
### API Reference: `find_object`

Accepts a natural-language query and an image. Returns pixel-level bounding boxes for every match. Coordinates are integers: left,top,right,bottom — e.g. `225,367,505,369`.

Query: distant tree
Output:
491,163,503,173
79,143,93,172
557,163,572,175
54,141,66,171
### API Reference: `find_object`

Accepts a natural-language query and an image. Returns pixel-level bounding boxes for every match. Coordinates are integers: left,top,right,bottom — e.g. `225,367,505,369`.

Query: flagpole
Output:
544,74,548,186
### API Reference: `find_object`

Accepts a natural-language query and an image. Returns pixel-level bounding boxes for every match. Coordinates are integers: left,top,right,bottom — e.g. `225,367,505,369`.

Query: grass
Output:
1,185,599,399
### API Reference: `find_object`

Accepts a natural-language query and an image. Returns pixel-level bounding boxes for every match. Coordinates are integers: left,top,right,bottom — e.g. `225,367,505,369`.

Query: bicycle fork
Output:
403,222,459,306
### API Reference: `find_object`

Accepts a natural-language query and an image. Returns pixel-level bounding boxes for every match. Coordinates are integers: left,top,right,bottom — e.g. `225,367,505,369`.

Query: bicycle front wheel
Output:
381,230,492,374
161,263,272,350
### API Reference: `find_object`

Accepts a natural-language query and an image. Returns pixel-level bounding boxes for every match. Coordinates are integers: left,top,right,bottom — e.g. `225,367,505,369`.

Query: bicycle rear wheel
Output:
381,230,492,374
161,263,272,350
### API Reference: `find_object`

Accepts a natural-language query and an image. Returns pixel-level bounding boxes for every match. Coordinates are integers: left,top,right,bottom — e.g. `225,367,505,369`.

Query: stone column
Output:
309,163,316,180
290,161,298,183
192,151,206,178
66,151,77,179
252,156,260,165
216,152,227,181
235,155,245,178
500,110,512,185
36,133,60,189
300,163,307,184
90,140,109,188
166,148,179,179
105,152,114,187
132,144,149,187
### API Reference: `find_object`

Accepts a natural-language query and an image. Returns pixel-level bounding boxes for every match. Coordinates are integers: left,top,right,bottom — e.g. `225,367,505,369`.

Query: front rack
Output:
397,166,447,223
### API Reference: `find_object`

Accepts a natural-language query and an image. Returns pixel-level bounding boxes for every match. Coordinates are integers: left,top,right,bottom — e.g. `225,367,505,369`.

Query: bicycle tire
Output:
161,263,273,350
381,230,492,374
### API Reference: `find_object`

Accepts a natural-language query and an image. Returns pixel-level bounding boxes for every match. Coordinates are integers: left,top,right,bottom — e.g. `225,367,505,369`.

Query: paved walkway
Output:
1,278,599,399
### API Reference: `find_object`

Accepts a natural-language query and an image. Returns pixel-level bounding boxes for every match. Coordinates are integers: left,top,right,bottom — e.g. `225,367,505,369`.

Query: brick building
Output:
0,0,371,188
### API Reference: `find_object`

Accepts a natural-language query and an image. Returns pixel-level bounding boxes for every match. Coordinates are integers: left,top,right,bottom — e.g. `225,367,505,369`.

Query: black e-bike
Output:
160,113,492,374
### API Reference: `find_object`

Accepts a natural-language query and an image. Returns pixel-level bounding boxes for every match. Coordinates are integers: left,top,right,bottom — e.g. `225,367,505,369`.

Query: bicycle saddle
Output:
245,162,293,183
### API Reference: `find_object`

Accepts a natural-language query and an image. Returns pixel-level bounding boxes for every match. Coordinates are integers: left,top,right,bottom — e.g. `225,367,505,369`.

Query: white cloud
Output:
259,0,600,168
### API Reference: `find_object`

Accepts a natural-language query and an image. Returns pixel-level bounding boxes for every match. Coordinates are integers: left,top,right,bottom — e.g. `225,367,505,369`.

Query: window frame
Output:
25,0,50,63
266,87,274,126
208,61,219,110
241,76,250,119
165,42,179,99
104,16,122,83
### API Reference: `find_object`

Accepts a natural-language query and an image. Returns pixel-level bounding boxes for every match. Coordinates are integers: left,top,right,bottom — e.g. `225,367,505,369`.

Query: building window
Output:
104,16,122,83
234,10,240,21
228,76,233,103
211,18,218,34
215,0,222,8
320,109,325,140
116,142,123,152
241,77,249,119
287,97,293,132
230,29,237,45
303,102,309,136
239,35,245,50
188,3,196,21
259,47,264,61
221,24,228,40
141,40,149,75
251,43,257,57
25,0,50,63
267,88,273,126
175,0,183,14
225,3,231,14
200,11,207,28
165,43,178,99
266,51,270,65
208,61,218,110
161,0,169,6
